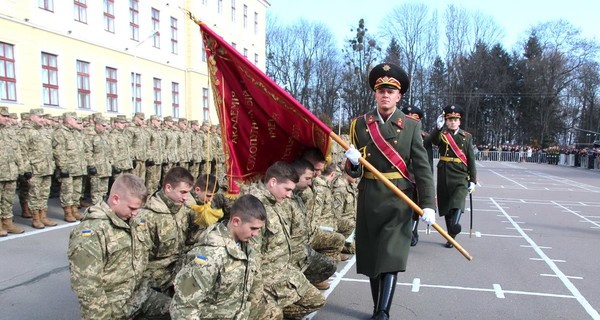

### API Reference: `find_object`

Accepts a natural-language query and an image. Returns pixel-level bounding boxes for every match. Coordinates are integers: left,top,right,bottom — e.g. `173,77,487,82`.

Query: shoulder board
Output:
405,116,419,122
461,130,472,136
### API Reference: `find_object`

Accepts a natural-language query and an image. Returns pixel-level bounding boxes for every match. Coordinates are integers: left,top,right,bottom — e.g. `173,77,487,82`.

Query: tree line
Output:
265,3,600,148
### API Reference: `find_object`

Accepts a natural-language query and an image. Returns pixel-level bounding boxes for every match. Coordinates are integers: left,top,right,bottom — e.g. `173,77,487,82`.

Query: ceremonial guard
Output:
431,104,477,248
344,63,436,319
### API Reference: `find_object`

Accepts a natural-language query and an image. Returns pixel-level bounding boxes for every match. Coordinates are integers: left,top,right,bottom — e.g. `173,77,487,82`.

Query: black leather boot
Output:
373,273,397,320
369,276,380,319
411,217,419,246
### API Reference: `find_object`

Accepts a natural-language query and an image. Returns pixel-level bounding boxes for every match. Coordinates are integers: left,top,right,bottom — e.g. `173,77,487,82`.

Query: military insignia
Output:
382,64,391,71
366,115,375,123
81,229,92,237
395,118,404,129
194,255,209,266
138,218,145,225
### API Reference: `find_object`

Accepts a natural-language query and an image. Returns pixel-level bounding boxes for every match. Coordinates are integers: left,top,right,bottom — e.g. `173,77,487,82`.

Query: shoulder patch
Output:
194,255,209,266
81,229,92,237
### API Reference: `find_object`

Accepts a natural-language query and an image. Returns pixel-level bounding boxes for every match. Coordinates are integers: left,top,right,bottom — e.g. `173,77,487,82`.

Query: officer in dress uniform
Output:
344,63,436,320
430,104,477,248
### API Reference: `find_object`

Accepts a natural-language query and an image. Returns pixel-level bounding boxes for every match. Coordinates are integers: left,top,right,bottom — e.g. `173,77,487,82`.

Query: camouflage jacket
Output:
177,128,192,163
163,128,180,163
170,222,261,319
147,126,165,164
310,176,336,230
88,130,113,178
108,129,133,170
247,183,312,308
126,123,150,161
20,122,54,176
52,125,87,176
331,175,357,223
190,130,204,162
67,201,152,320
0,124,23,181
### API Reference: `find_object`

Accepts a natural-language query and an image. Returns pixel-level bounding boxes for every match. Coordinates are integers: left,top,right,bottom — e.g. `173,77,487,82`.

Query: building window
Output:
0,42,17,102
129,0,139,41
201,0,208,5
231,42,236,49
151,8,160,48
254,53,259,65
106,67,118,112
202,88,209,120
170,17,178,54
41,52,59,106
103,0,115,33
217,0,222,14
131,72,141,112
202,49,206,62
153,78,161,116
74,0,87,23
254,12,258,34
39,0,53,11
243,48,248,58
243,5,248,29
172,82,179,118
76,60,90,109
231,0,236,22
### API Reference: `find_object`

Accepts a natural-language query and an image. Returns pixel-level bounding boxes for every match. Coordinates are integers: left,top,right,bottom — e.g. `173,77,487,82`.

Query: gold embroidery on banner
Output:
230,91,240,144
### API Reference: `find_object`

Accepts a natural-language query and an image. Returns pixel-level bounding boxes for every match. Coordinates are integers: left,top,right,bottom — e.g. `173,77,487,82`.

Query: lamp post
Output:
130,30,159,113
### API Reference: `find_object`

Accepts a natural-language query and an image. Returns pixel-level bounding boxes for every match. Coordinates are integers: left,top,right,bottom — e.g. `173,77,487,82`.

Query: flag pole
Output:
329,132,473,261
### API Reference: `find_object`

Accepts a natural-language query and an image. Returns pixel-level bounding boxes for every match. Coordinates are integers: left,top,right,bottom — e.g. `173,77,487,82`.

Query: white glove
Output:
421,208,436,225
436,114,445,130
345,144,361,165
468,182,476,194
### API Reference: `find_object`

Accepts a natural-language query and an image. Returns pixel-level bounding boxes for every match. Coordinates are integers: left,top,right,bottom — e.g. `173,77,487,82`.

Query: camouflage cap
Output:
43,113,53,119
30,108,44,116
96,117,109,126
91,112,103,120
20,112,30,120
150,115,160,121
202,120,210,126
0,106,9,116
63,111,77,119
115,115,128,123
190,120,199,125
164,116,173,122
134,112,145,120
178,117,188,123
9,112,18,119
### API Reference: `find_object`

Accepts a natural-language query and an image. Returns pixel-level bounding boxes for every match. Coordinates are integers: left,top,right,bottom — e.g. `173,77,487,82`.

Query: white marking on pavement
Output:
491,197,600,320
475,231,481,237
0,221,79,242
552,201,600,229
493,284,505,298
530,258,565,263
489,170,528,189
521,245,552,249
411,278,421,292
506,227,532,231
541,274,583,280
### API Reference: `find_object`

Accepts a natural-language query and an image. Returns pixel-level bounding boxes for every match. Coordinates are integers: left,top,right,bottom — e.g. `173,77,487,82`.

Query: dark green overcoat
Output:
430,128,477,216
346,109,435,277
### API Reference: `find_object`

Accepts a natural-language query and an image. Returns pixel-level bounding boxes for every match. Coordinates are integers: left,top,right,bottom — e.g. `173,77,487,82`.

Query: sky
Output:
267,0,600,51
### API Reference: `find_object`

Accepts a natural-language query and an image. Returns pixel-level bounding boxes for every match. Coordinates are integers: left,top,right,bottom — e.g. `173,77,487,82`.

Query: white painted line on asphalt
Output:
541,274,583,280
530,258,565,263
339,278,576,299
521,245,552,249
475,231,481,238
0,221,79,242
476,233,521,238
491,197,600,320
493,284,505,298
489,170,528,189
506,227,532,231
528,171,600,193
551,201,600,229
411,278,421,292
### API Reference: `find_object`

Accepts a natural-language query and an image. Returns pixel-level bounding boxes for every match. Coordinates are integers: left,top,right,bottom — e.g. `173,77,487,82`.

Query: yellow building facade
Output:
0,0,269,123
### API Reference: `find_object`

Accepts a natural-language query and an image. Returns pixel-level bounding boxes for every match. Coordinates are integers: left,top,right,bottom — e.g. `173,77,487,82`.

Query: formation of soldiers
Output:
0,107,227,236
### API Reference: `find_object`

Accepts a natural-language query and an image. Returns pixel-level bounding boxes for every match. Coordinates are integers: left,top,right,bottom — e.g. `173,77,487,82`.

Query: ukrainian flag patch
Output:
194,255,208,266
81,229,92,237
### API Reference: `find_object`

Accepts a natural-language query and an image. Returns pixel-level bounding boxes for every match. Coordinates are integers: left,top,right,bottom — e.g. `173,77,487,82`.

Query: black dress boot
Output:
369,276,380,319
444,214,455,248
373,273,397,320
411,217,419,246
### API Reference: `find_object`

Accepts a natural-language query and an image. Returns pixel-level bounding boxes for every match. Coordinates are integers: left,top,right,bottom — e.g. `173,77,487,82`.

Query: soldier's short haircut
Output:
110,173,148,204
264,161,299,184
163,166,194,188
291,158,314,176
302,147,326,164
230,194,267,222
194,174,218,192
322,163,336,176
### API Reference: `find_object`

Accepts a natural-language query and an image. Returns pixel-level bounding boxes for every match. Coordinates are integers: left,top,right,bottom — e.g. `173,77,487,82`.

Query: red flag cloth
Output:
198,22,332,194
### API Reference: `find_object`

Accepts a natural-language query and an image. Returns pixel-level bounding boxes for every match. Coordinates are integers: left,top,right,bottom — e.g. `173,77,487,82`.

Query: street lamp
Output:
130,30,160,113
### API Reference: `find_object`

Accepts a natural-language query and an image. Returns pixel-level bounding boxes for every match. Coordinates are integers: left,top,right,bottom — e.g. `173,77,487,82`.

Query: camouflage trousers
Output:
337,219,356,254
310,229,346,262
189,161,200,180
282,284,325,320
201,160,214,175
145,164,161,195
59,175,83,207
122,286,171,320
0,180,16,219
27,175,51,210
132,160,146,183
17,175,29,204
249,301,283,320
304,246,336,284
161,163,175,182
90,175,109,205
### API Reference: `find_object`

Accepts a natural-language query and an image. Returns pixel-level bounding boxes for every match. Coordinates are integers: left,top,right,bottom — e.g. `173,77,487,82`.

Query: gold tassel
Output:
191,203,224,228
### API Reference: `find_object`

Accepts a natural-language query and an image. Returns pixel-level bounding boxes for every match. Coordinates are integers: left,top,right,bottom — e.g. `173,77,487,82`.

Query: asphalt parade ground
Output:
1,160,600,319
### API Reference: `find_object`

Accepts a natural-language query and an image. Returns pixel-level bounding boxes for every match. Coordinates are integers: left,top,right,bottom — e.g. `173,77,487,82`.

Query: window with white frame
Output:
172,82,179,118
153,78,162,116
231,0,236,22
106,67,118,112
129,0,139,41
39,0,53,11
202,88,209,120
76,60,90,109
131,72,141,112
74,0,87,23
103,0,115,33
170,17,178,54
151,8,160,48
41,52,59,106
0,42,17,102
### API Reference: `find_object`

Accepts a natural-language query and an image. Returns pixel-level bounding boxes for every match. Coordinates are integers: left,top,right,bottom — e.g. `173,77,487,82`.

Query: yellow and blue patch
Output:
81,229,92,237
194,255,208,266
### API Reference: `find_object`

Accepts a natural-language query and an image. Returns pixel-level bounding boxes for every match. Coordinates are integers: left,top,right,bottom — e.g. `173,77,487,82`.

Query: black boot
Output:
444,210,462,248
373,273,397,320
411,217,419,246
369,276,380,319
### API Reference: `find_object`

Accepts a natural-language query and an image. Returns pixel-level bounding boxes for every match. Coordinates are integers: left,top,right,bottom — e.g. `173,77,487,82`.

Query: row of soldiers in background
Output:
69,146,359,319
0,106,227,237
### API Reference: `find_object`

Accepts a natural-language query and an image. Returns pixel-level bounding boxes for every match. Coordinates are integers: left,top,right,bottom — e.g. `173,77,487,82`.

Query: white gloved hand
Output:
468,182,476,194
436,114,445,129
421,208,436,225
345,144,361,165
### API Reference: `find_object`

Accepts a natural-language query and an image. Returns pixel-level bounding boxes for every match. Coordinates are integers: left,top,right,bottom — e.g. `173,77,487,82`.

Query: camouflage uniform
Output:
247,183,325,320
0,107,25,235
108,119,133,176
189,121,203,179
332,174,357,253
127,113,150,182
200,122,213,174
309,176,345,262
87,119,112,205
68,201,171,319
145,117,164,195
162,117,179,179
140,191,191,293
16,114,31,218
171,222,282,320
20,108,57,228
176,119,192,171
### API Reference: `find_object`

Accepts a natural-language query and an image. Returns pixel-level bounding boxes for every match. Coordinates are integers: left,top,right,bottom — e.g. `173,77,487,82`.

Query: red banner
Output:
198,22,332,194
